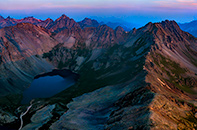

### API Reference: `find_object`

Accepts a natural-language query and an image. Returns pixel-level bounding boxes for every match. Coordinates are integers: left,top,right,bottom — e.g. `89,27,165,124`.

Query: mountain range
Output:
0,15,100,33
0,14,196,130
179,20,197,37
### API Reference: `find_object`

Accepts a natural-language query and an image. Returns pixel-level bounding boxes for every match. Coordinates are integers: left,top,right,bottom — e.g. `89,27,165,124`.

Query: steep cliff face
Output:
43,20,197,130
54,24,127,49
0,23,58,96
104,20,197,130
144,20,197,130
47,14,80,33
0,17,196,130
0,23,58,60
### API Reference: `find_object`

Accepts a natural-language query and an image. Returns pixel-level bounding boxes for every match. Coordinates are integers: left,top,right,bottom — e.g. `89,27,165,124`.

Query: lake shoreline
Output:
34,69,79,81
21,69,79,104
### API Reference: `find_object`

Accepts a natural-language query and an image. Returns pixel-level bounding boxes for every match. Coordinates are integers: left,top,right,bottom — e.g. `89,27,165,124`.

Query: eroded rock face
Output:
0,23,58,95
47,14,80,33
50,77,150,130
54,24,127,49
143,21,197,130
0,17,196,130
0,23,58,60
49,20,197,130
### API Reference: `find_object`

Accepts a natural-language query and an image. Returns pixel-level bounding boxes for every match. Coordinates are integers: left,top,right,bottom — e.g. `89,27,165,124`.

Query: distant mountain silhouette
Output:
179,20,197,37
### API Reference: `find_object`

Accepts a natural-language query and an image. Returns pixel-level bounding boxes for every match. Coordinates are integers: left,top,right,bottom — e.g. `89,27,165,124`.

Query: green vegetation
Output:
0,94,23,113
158,53,187,75
151,52,196,94
45,44,147,105
43,43,90,69
183,45,197,67
57,61,65,69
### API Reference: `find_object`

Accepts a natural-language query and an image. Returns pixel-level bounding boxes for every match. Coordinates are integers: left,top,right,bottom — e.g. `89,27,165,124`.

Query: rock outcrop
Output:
0,16,196,130
0,23,58,96
48,20,197,130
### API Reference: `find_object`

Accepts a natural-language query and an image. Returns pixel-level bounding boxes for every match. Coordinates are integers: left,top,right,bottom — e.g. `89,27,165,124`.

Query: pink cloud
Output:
1,0,196,11
153,0,197,10
176,0,195,3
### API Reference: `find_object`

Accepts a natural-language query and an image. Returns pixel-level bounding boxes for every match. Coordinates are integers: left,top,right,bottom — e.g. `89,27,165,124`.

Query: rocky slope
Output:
38,20,196,130
54,25,126,49
0,23,58,96
0,15,78,33
0,15,196,130
144,20,197,129
46,14,80,33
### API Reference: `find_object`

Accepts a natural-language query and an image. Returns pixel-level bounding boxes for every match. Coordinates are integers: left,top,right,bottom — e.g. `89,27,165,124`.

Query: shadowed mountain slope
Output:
42,20,197,130
0,17,196,130
0,23,58,96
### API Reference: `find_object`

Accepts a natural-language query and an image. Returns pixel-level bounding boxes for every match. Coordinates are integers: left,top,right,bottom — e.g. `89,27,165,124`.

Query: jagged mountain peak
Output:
145,22,153,27
137,20,183,37
160,20,180,29
6,16,11,19
153,20,189,40
21,16,42,24
83,17,91,21
45,18,53,21
139,20,197,73
5,16,15,20
131,27,137,34
0,15,4,20
0,16,197,130
138,22,153,32
115,26,124,32
47,14,80,33
78,17,100,29
81,17,98,23
153,20,180,30
95,24,114,34
56,14,70,21
23,16,39,20
98,24,112,29
61,14,67,17
23,16,34,19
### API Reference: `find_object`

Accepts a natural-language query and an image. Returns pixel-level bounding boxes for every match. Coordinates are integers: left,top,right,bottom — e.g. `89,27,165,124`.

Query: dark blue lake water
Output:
21,75,75,104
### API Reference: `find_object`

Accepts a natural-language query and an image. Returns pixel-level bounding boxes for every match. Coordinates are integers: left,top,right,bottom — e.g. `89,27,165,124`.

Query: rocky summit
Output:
0,15,196,130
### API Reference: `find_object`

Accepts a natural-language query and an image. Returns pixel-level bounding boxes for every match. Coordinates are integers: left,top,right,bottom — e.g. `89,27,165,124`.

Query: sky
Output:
0,0,197,27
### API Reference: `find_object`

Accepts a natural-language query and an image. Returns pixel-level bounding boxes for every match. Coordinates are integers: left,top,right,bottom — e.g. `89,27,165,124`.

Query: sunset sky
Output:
0,0,197,26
